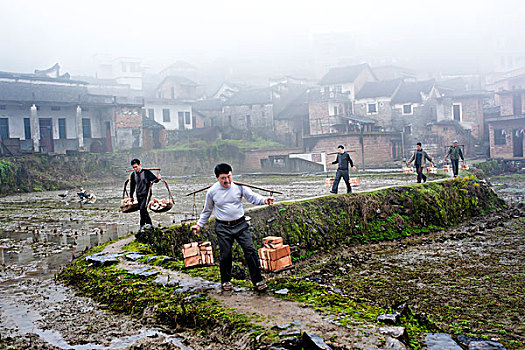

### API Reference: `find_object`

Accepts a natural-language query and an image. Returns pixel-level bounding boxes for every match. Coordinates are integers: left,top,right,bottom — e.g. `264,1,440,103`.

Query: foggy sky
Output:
0,0,524,77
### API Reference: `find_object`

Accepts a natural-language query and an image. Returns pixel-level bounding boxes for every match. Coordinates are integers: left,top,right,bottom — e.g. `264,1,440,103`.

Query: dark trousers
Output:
331,169,351,194
451,159,460,176
416,165,426,183
215,220,263,285
138,195,152,227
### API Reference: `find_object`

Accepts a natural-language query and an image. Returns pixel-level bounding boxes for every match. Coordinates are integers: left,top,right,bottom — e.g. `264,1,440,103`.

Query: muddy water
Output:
0,173,418,348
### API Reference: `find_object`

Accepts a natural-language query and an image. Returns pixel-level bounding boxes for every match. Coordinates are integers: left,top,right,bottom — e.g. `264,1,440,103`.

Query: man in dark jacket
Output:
407,142,433,183
444,140,464,177
129,158,161,231
330,145,356,194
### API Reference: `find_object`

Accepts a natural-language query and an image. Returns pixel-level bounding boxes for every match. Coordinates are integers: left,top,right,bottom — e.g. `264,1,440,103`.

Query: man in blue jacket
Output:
330,145,356,194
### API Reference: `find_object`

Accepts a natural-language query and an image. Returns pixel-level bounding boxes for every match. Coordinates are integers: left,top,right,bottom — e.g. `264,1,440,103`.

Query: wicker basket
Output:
120,178,140,213
147,179,174,213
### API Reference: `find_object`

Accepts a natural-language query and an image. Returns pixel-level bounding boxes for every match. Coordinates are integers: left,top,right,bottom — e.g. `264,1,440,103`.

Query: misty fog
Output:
1,0,524,79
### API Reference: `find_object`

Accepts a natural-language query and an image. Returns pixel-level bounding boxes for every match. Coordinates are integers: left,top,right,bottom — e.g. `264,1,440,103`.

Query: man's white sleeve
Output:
197,191,214,227
242,186,266,205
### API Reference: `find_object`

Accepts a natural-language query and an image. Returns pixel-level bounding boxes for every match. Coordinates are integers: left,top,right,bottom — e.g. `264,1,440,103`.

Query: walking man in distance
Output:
330,145,356,194
407,142,433,183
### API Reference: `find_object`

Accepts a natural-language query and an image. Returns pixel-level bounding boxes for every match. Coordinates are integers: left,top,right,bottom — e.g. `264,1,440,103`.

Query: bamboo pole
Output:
126,168,161,173
185,182,282,196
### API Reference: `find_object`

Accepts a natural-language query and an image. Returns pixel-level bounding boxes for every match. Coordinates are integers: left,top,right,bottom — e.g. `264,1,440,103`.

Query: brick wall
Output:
488,118,525,159
306,133,396,167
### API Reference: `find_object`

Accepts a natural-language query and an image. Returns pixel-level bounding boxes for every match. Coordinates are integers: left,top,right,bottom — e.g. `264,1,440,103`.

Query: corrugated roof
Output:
223,88,273,106
355,79,402,99
391,80,435,104
319,64,371,85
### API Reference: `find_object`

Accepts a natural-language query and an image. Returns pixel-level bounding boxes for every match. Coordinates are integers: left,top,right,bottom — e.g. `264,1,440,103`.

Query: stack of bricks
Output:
182,241,214,268
403,166,414,174
443,165,452,173
427,166,437,174
258,236,292,272
461,163,469,170
349,177,360,187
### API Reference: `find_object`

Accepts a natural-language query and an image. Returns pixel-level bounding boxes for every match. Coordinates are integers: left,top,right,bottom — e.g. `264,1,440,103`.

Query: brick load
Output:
403,166,414,174
461,164,469,170
258,236,292,272
349,177,360,187
443,165,452,173
427,166,437,174
183,241,214,267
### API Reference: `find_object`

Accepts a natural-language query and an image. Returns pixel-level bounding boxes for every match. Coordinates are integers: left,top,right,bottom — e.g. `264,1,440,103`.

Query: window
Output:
51,106,61,111
0,105,6,110
163,109,170,122
171,87,175,99
0,118,9,139
404,125,412,134
246,115,251,127
82,118,91,138
402,104,413,115
453,103,461,121
333,106,338,115
494,129,506,145
24,118,31,140
58,118,66,139
148,109,154,119
228,115,232,125
367,103,377,114
184,112,190,124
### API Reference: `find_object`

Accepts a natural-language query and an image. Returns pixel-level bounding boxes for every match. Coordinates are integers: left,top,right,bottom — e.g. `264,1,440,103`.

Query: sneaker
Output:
254,281,267,292
221,282,233,291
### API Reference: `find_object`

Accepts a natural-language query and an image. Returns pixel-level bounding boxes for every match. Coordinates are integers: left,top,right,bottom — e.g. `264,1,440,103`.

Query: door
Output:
513,129,524,157
39,118,54,153
513,94,522,116
105,121,113,152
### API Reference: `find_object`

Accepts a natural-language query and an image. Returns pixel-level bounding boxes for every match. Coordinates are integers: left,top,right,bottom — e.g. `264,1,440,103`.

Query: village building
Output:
221,88,275,138
0,68,142,155
486,89,525,159
354,79,403,130
142,98,194,130
371,65,417,82
156,76,198,100
390,80,437,146
318,63,377,100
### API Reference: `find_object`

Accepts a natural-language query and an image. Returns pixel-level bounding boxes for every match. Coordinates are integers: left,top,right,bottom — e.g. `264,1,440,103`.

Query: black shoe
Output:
330,191,337,194
423,178,427,183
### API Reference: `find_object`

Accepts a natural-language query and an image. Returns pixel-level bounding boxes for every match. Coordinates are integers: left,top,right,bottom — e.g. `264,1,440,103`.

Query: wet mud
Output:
1,171,522,349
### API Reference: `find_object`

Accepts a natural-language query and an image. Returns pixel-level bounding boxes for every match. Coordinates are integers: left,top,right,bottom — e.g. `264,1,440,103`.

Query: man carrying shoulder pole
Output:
191,163,274,292
406,142,433,183
444,140,465,177
129,158,161,232
330,145,356,194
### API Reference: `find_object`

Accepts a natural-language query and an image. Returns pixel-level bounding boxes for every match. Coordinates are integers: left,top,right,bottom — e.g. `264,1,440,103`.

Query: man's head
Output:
416,142,422,151
337,145,345,154
131,158,142,172
453,140,458,146
214,163,233,188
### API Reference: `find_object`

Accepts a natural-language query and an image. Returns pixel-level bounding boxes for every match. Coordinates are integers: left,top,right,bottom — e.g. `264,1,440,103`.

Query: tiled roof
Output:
391,80,435,104
192,98,223,111
355,79,402,99
223,88,273,106
319,64,371,85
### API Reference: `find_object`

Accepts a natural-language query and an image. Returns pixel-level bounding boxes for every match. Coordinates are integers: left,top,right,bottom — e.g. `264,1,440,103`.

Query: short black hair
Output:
337,145,344,149
131,159,141,166
417,142,422,146
214,163,232,177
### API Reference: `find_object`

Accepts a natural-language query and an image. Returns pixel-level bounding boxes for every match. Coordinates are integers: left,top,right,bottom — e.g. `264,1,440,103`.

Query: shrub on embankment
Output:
0,153,122,196
138,177,504,259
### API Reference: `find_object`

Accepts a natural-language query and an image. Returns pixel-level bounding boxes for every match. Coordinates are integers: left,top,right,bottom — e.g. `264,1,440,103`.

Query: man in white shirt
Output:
191,163,274,292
